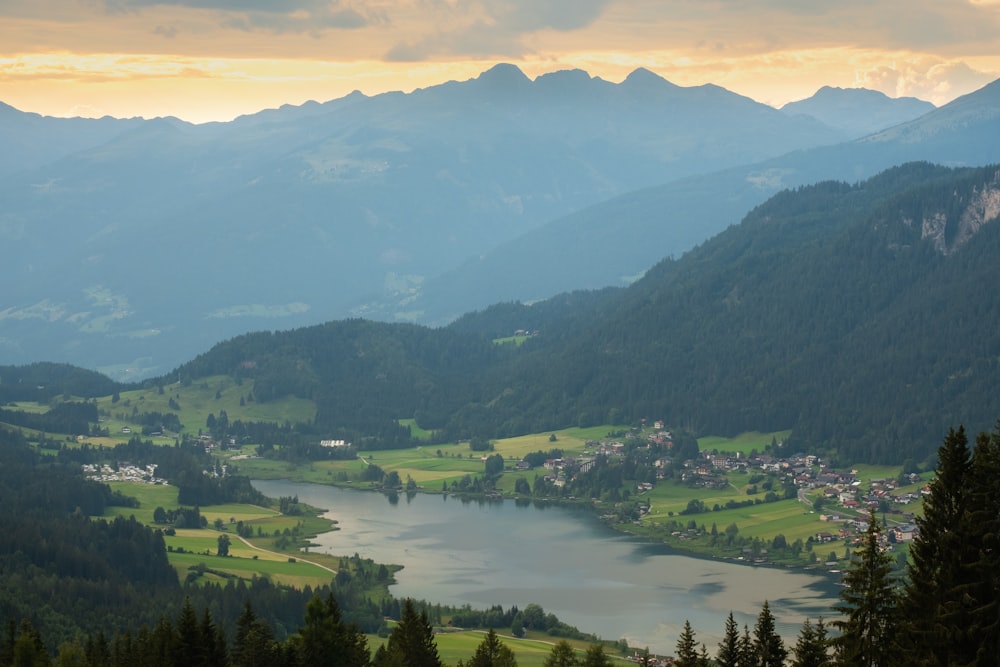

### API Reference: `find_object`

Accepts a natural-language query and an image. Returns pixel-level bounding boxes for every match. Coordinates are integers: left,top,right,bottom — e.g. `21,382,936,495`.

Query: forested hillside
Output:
151,162,1000,465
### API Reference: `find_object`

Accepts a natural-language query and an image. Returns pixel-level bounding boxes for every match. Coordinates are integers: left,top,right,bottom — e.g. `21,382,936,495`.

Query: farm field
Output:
101,481,341,590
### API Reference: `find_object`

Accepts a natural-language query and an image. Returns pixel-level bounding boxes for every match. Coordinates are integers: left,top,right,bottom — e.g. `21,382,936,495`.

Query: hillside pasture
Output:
95,375,315,440
698,430,792,456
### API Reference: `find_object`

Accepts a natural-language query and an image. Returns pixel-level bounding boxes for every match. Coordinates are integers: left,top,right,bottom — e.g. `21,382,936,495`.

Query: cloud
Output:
384,0,612,61
855,59,998,105
100,0,377,32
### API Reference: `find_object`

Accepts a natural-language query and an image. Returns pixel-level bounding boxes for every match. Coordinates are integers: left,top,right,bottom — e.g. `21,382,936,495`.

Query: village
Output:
529,422,923,556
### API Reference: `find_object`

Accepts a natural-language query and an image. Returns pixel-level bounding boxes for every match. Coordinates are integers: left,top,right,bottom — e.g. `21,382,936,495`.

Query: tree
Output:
675,620,699,667
752,601,786,667
580,644,612,667
738,625,754,667
832,508,897,667
294,593,370,667
962,423,1000,664
542,640,579,667
217,533,231,557
231,601,278,667
463,629,517,667
716,612,740,667
897,425,985,665
376,599,441,667
791,618,828,667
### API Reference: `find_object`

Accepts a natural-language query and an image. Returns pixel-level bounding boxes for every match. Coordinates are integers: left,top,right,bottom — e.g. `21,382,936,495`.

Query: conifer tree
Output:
716,611,740,667
752,601,786,667
295,593,370,667
541,640,579,667
961,424,1000,664
898,426,978,665
675,620,699,667
833,508,897,667
463,629,517,667
738,625,754,667
376,599,442,667
232,600,278,667
791,618,828,667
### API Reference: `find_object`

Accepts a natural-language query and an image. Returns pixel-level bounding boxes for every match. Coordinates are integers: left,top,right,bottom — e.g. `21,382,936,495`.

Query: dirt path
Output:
234,534,338,576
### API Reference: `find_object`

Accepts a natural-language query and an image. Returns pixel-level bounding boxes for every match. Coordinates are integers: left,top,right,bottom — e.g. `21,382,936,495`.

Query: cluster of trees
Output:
0,594,623,667
0,400,98,436
0,362,120,404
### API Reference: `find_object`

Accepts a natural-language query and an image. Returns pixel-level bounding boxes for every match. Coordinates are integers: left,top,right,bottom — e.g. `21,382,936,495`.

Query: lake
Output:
252,480,838,654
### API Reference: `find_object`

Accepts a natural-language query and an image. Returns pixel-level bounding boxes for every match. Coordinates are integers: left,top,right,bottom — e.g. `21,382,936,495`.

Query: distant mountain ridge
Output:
382,76,998,324
781,86,935,138
0,65,966,378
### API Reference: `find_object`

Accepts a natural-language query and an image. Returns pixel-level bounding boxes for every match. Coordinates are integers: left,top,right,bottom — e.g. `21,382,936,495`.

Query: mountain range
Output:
0,64,969,379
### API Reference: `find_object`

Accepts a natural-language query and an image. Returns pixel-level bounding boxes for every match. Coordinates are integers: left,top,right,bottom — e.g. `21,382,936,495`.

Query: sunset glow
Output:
2,1,999,123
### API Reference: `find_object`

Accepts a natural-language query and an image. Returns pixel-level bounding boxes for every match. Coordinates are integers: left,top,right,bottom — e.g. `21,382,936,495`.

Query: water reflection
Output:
252,480,838,654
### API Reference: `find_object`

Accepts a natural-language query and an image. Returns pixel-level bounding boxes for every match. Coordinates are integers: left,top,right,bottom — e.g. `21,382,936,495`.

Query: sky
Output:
2,0,1000,124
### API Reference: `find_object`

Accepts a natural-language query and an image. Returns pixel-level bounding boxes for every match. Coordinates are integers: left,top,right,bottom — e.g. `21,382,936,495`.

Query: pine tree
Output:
791,618,828,667
752,601,786,667
541,640,579,667
231,600,278,667
675,620,699,667
464,629,517,667
174,596,204,667
833,508,897,667
956,424,1000,664
897,426,977,665
738,625,754,667
376,599,442,667
295,593,370,667
716,611,740,667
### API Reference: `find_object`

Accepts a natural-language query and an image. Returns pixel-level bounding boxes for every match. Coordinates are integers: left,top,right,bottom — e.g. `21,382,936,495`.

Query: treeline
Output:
0,362,122,404
0,400,98,436
2,592,622,667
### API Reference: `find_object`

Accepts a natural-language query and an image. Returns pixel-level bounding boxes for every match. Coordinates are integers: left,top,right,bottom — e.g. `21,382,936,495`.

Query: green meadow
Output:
101,481,341,589
698,430,792,456
369,630,628,667
94,375,315,441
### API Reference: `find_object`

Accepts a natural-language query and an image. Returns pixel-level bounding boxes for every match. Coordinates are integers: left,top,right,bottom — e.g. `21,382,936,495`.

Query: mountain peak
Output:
475,63,531,89
621,67,678,90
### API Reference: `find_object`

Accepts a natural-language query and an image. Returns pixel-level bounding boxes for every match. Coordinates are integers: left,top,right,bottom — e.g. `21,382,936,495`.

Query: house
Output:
816,531,835,543
893,523,919,542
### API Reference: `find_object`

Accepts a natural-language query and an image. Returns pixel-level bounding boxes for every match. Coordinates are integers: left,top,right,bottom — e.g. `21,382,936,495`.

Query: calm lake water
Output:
252,480,838,654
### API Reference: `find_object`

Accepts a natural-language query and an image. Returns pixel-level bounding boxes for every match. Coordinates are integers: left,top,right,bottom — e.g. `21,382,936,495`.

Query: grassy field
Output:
93,375,316,442
698,430,792,456
101,480,343,589
369,630,630,667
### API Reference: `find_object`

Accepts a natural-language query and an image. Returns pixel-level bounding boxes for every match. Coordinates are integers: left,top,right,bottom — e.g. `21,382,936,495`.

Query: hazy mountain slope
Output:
491,162,1000,463
780,86,934,138
390,78,999,325
0,65,848,378
165,163,1000,464
0,102,148,177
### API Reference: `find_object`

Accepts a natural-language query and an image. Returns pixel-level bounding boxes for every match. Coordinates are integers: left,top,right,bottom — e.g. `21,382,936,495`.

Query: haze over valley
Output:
6,65,995,379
